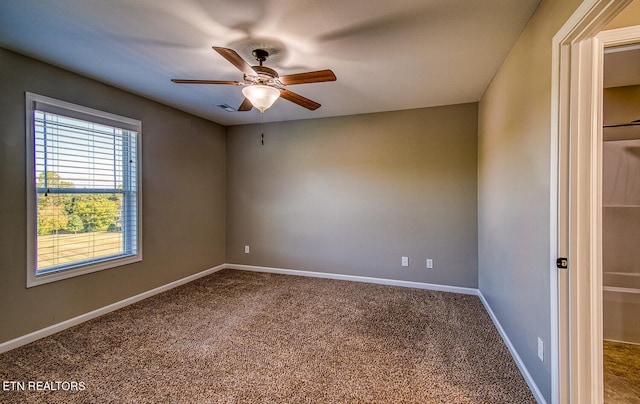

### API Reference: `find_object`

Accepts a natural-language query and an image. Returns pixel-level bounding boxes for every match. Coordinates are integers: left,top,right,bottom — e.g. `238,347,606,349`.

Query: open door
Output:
553,1,639,402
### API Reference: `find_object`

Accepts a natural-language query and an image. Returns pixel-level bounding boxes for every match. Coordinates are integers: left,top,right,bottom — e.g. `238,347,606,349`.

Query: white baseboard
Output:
0,264,226,354
2,262,542,404
227,263,480,295
478,291,546,404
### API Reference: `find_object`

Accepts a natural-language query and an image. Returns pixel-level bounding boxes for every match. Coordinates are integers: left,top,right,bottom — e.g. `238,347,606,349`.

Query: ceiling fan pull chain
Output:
261,112,265,146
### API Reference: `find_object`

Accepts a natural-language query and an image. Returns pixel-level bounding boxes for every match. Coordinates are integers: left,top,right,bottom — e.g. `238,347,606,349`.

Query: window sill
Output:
27,254,142,288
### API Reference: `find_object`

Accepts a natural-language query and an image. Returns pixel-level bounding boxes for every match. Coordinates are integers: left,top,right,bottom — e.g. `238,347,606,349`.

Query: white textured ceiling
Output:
0,0,540,126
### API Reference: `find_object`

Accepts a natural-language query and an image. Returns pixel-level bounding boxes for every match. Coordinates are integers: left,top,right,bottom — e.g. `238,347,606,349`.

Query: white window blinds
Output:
26,93,141,286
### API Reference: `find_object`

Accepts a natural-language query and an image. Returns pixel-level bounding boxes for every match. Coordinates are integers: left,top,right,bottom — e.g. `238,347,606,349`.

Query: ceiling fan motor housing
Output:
244,66,280,85
245,49,281,85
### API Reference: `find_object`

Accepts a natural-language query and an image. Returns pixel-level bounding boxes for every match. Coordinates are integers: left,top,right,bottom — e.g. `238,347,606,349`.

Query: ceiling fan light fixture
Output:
242,84,280,112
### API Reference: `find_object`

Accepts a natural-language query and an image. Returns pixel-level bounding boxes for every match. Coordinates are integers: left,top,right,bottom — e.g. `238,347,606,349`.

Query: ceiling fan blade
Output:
171,79,243,85
238,98,253,111
213,46,257,76
279,69,337,85
279,89,321,110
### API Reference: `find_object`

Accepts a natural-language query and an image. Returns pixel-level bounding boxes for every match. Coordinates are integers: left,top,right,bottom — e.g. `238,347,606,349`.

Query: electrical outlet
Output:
426,259,433,269
401,256,409,267
244,245,250,254
537,337,544,362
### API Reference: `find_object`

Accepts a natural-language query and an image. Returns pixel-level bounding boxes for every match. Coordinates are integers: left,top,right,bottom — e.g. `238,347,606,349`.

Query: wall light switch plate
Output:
401,256,409,267
538,337,544,362
426,259,433,269
244,245,250,254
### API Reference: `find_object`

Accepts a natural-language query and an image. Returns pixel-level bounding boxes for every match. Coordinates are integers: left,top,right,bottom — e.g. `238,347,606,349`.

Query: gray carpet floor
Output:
0,269,535,403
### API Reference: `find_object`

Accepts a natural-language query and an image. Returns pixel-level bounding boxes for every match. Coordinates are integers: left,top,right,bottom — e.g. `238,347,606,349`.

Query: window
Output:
26,93,141,287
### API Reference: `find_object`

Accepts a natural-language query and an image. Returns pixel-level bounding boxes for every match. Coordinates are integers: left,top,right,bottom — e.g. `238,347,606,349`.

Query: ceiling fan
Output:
172,46,336,112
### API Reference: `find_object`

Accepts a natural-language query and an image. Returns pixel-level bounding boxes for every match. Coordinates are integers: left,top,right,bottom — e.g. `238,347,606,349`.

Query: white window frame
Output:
25,92,142,287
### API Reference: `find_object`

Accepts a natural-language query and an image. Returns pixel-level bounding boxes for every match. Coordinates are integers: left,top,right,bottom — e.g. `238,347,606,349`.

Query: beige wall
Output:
606,0,640,29
227,104,478,287
478,0,584,401
604,85,640,127
0,49,227,344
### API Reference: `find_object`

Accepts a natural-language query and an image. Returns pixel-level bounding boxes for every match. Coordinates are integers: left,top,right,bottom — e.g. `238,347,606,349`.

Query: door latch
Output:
556,257,568,269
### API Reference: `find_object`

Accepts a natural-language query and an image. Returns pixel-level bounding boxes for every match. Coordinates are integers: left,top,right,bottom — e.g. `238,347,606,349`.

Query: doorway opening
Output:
601,40,640,402
553,1,638,402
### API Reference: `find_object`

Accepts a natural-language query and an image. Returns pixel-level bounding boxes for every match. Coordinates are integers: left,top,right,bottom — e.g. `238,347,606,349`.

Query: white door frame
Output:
552,1,635,403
